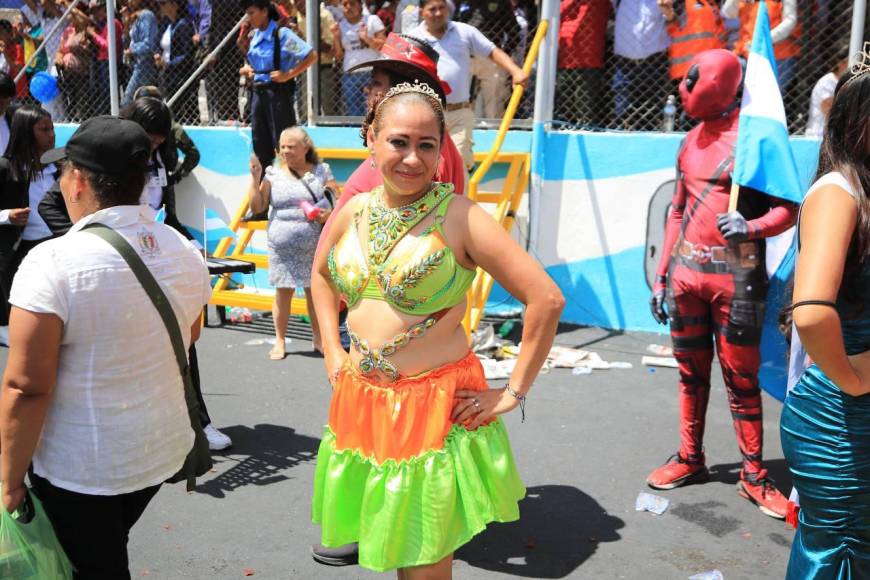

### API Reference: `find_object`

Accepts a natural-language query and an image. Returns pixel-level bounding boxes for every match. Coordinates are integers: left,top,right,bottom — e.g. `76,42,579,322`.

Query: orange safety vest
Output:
666,0,727,80
735,0,801,60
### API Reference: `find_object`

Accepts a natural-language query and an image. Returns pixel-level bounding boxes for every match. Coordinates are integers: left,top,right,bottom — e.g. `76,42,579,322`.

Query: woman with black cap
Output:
0,115,212,579
239,0,317,179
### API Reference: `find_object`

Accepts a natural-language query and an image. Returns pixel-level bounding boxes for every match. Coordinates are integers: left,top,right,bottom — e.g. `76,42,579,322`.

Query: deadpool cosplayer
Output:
647,49,798,519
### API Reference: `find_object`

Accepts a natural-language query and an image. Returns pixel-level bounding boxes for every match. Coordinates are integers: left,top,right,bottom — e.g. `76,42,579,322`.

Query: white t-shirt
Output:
21,164,55,241
339,14,385,72
161,25,172,63
9,205,212,495
141,150,168,210
410,21,495,104
614,0,671,60
805,72,838,138
394,0,420,34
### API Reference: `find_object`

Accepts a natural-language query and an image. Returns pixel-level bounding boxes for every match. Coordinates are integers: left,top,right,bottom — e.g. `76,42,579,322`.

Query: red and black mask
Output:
679,49,743,121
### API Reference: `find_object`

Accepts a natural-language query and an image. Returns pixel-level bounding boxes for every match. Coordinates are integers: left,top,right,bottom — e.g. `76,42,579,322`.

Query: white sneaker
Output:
204,424,232,451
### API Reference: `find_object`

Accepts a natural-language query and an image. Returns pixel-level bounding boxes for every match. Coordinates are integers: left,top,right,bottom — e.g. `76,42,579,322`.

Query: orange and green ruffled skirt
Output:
310,351,525,572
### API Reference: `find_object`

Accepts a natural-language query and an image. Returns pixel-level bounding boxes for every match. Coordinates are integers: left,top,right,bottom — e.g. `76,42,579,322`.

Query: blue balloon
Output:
29,71,58,103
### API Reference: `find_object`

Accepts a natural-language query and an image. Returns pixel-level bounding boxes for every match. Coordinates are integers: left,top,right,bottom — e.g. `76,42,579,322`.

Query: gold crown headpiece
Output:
849,41,870,78
376,80,443,113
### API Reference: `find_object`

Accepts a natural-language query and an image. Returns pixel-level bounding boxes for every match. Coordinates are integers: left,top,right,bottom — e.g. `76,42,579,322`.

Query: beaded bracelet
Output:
504,384,527,423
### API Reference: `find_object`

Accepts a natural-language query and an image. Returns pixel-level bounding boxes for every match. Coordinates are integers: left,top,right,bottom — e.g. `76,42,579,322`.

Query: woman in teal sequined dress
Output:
780,66,870,579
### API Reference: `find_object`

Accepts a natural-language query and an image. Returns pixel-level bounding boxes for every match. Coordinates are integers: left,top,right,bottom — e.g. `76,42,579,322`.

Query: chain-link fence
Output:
0,0,860,134
0,0,540,129
555,0,857,133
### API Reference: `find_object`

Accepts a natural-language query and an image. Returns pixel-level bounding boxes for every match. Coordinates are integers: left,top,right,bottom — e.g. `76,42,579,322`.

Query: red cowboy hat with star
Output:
347,33,452,104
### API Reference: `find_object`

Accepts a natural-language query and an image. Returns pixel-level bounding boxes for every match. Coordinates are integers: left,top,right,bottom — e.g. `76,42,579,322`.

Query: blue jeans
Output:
123,61,157,106
341,71,370,117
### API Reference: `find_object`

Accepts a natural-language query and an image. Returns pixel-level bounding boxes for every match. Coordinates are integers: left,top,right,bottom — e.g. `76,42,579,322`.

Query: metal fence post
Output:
529,0,559,257
306,0,319,125
107,0,120,115
850,0,867,65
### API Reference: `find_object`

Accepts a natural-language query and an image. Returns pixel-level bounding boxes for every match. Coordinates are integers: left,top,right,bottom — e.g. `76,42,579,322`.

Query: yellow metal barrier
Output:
462,19,549,334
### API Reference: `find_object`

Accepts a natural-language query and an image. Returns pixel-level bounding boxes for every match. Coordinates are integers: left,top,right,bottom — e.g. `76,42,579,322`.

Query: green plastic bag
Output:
0,486,73,579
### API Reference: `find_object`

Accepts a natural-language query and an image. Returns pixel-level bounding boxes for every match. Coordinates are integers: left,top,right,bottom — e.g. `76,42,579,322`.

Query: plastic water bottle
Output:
240,308,253,323
662,95,677,132
228,307,242,323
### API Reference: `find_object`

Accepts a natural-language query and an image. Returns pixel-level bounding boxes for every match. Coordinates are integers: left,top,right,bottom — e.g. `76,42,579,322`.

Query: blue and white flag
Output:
204,208,235,240
733,2,810,402
194,208,236,253
733,0,803,204
205,208,236,240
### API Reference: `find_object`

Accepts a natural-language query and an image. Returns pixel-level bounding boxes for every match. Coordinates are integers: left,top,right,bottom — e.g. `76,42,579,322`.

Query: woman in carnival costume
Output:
309,80,564,577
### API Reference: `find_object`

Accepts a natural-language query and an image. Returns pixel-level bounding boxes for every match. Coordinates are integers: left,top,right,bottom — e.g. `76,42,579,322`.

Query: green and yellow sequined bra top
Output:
327,183,476,316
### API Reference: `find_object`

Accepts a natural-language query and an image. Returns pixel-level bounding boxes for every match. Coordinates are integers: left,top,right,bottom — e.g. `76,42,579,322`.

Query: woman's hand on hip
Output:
1,481,26,514
324,346,349,388
452,388,518,430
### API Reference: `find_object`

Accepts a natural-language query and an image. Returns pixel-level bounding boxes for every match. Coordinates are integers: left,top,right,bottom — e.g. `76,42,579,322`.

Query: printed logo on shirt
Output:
283,37,300,54
138,229,162,257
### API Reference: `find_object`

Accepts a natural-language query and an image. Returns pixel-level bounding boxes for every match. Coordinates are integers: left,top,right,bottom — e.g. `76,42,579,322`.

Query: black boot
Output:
311,543,359,566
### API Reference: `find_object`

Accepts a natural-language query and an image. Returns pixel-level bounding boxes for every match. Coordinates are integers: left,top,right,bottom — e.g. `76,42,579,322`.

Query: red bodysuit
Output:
654,108,798,472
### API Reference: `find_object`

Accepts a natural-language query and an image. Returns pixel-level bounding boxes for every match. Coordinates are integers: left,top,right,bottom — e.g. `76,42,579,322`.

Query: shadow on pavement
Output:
195,424,320,498
707,458,792,490
456,484,624,578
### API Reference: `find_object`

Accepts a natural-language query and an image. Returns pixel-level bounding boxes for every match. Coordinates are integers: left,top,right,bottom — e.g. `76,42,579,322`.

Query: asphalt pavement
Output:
0,317,796,579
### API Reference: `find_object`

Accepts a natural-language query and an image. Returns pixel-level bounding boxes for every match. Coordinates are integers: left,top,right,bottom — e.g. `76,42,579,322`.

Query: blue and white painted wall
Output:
526,129,822,334
55,122,820,340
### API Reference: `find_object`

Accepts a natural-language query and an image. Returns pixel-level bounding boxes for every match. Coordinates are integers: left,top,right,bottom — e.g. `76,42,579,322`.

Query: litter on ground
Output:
642,355,679,368
635,492,670,515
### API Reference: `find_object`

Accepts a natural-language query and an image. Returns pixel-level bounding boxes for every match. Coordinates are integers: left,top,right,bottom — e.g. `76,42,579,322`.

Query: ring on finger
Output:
472,397,481,412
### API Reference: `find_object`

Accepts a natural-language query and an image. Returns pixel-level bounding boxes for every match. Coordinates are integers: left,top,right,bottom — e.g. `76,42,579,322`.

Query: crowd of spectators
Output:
557,0,855,132
0,0,536,126
0,0,856,133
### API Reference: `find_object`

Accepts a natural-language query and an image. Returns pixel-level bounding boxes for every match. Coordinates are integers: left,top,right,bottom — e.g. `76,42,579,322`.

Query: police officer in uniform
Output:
240,0,317,178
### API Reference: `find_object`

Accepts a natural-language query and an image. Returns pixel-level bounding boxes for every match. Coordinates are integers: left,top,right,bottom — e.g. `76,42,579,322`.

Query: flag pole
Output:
728,182,740,213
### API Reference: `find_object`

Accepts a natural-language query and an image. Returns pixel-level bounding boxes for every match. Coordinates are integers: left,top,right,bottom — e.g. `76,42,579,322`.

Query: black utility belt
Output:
252,80,292,91
674,239,762,275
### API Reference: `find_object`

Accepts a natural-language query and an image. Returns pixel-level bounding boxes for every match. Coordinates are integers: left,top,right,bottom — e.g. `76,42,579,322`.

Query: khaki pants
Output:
471,56,509,119
446,107,475,170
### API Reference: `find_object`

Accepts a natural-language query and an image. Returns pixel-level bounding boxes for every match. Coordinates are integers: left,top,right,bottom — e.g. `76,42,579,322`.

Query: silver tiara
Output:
850,41,870,77
378,80,443,111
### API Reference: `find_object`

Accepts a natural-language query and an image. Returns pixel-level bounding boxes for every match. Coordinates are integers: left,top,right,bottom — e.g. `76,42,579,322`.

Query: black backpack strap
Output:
273,26,281,73
81,223,212,490
288,166,320,204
